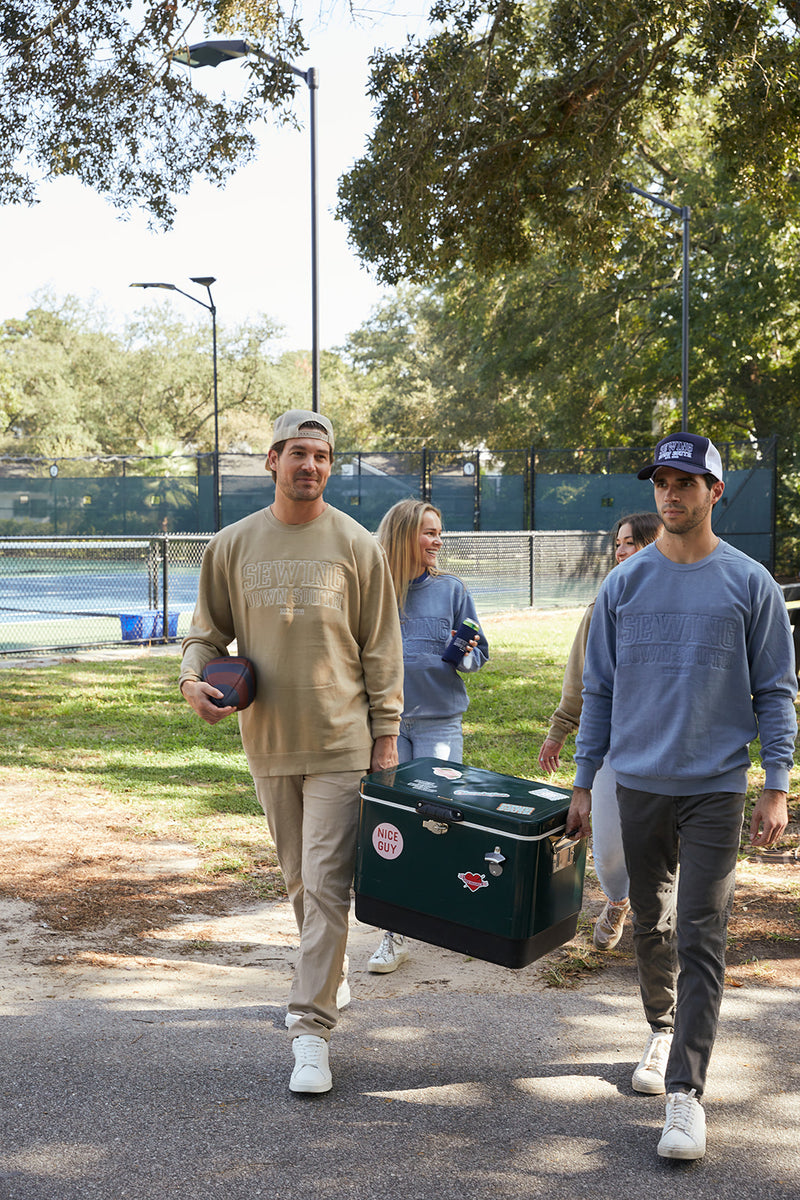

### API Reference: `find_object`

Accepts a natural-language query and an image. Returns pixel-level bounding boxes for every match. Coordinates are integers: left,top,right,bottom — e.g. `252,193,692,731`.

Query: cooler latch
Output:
549,834,579,873
422,819,449,836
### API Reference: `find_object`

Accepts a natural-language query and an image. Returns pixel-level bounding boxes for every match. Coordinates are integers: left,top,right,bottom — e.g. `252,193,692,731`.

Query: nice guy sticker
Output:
372,823,404,860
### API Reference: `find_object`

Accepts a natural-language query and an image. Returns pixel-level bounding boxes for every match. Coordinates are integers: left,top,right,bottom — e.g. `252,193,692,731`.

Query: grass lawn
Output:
0,608,796,891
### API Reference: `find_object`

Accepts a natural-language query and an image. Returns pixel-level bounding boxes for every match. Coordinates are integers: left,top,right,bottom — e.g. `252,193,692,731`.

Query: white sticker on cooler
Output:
453,789,510,798
529,788,568,801
373,822,404,860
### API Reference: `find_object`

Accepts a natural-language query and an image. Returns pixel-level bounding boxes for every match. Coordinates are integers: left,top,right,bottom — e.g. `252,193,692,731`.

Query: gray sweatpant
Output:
617,786,745,1098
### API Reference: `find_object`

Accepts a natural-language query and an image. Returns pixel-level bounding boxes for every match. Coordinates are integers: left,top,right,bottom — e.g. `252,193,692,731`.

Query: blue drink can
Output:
441,618,481,665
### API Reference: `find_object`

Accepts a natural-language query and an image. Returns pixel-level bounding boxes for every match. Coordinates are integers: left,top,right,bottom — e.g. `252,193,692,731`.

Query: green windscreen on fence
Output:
533,467,774,567
0,471,216,536
0,438,778,568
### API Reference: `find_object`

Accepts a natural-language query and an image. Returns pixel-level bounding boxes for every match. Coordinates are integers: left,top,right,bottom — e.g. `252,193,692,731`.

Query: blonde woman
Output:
368,499,489,972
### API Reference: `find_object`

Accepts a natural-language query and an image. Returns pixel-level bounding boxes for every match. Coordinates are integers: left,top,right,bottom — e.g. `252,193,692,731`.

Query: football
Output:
201,656,257,710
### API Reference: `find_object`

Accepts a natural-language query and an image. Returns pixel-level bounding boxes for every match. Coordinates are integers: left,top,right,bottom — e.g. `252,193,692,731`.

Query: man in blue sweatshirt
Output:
567,432,797,1162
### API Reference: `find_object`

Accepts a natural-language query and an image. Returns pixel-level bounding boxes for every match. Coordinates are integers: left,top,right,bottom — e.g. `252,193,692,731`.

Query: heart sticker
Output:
458,871,489,892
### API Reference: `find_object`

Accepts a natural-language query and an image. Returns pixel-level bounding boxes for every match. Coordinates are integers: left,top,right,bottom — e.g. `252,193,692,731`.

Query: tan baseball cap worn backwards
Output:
269,410,335,453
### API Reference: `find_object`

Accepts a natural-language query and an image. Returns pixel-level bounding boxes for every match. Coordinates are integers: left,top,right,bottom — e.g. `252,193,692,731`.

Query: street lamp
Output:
622,182,691,432
173,39,320,413
130,277,221,531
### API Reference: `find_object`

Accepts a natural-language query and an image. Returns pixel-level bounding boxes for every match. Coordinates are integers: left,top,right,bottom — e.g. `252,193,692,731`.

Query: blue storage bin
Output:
154,612,180,638
119,612,178,640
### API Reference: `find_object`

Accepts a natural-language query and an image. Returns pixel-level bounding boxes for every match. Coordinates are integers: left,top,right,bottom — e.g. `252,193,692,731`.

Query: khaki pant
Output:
254,770,364,1042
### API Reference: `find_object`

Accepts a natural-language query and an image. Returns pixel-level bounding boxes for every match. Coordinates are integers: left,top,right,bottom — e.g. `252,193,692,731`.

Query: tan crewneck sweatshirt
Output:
180,504,404,776
546,601,595,746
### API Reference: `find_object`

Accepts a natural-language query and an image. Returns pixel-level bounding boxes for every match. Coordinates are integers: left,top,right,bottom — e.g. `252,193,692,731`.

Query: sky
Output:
0,3,432,354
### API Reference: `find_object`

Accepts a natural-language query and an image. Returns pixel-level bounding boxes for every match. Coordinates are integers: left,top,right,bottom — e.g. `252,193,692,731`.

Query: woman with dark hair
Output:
537,512,663,949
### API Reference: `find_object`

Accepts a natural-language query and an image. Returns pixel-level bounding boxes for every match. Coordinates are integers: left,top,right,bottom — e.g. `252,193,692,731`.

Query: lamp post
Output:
622,182,690,432
173,39,320,413
130,277,221,531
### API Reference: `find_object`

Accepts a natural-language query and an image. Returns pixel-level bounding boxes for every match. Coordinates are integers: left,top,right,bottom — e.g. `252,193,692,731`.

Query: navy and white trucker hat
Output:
637,433,723,481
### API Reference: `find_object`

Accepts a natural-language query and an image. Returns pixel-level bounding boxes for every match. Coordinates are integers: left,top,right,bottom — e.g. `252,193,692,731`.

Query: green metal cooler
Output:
355,758,586,969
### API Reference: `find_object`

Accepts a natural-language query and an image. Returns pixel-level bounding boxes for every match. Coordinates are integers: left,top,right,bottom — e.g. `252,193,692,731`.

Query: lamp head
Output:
173,40,251,68
129,282,176,291
190,277,216,287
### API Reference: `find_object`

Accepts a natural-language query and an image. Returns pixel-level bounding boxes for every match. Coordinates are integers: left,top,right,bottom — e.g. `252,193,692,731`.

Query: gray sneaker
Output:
632,1030,673,1094
592,899,630,950
368,931,410,974
658,1089,706,1159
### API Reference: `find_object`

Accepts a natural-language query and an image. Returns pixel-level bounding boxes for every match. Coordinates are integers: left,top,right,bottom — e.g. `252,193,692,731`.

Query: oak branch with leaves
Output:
0,0,309,225
337,0,800,283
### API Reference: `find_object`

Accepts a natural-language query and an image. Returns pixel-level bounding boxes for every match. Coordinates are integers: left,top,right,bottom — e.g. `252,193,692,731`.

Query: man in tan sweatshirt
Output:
180,410,403,1095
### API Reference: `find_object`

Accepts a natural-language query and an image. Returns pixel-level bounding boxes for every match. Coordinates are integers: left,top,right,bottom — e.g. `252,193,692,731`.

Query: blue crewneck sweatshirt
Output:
574,540,797,795
400,573,489,719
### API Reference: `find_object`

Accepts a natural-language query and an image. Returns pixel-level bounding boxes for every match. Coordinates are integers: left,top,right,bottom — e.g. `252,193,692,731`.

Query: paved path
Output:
0,899,797,1200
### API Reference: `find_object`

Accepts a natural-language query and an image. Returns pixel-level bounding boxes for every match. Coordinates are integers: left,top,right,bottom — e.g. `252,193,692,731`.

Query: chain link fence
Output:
0,536,207,655
0,438,780,571
0,531,613,656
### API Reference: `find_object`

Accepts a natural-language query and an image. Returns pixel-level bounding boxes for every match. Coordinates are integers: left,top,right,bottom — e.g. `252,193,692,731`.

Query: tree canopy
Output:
343,91,800,457
0,296,312,457
338,0,800,282
0,1,313,224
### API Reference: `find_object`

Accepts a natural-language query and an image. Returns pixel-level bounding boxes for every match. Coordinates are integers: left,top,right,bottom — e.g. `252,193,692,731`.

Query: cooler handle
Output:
415,799,464,823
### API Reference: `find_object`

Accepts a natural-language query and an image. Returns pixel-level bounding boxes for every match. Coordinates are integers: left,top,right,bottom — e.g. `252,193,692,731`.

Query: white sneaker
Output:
285,972,351,1028
336,974,351,1011
658,1089,706,1159
368,931,410,974
289,1035,332,1094
632,1030,674,1094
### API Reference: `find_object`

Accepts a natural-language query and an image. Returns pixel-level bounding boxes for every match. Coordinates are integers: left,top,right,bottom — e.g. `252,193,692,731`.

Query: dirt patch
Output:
725,856,800,987
0,777,255,936
0,770,797,997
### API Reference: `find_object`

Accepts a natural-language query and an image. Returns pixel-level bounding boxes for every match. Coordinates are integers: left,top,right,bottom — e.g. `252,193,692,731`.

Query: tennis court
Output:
0,539,205,654
0,533,610,655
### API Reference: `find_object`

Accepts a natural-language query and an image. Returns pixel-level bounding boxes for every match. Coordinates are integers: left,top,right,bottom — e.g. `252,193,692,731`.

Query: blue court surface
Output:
0,539,591,654
0,560,201,654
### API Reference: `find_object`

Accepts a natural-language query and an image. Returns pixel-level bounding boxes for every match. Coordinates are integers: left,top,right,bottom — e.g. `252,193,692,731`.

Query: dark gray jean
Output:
617,786,745,1098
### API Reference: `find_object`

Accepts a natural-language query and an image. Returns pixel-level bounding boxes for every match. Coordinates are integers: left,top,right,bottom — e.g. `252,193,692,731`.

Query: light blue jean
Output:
591,756,630,903
397,714,464,764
